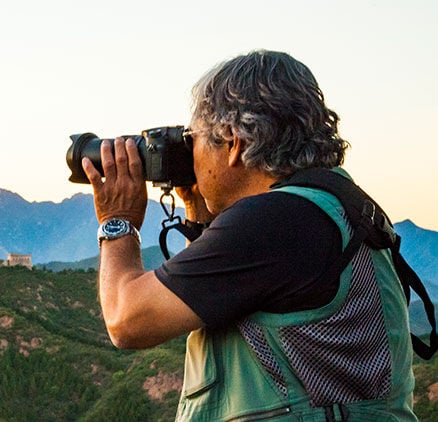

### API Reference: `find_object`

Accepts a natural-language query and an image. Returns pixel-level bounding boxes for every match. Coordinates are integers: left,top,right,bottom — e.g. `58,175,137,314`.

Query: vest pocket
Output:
183,328,217,398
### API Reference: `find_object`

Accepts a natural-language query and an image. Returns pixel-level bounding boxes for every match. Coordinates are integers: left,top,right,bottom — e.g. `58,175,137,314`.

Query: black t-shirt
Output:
155,191,342,329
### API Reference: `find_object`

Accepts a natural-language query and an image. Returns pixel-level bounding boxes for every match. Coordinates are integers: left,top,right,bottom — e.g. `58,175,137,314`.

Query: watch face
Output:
98,218,140,247
104,219,127,235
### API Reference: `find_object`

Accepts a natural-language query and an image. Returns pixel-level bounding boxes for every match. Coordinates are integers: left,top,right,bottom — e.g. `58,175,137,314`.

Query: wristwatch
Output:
97,218,141,248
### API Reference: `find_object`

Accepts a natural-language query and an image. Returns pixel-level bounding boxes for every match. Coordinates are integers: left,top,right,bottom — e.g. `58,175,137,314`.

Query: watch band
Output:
97,218,141,248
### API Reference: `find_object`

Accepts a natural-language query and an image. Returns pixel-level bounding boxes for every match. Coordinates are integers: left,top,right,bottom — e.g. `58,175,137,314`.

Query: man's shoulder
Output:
228,189,324,212
214,189,333,231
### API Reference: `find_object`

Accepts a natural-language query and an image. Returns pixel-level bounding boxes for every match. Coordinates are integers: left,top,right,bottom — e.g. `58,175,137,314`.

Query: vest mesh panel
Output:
237,222,392,407
280,242,391,406
237,318,288,397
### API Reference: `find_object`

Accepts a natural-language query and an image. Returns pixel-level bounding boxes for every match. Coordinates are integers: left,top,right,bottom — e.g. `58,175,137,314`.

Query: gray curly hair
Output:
191,50,348,178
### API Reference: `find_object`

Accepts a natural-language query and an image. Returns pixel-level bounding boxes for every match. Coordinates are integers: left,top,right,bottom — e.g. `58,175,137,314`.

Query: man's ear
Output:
228,135,243,167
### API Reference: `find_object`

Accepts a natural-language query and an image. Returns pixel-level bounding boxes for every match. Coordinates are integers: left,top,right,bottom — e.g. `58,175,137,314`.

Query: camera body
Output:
66,126,196,189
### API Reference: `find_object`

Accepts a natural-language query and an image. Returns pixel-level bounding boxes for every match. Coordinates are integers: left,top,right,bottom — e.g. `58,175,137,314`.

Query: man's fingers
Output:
113,137,130,179
101,139,117,181
84,136,144,186
126,138,144,180
82,157,104,188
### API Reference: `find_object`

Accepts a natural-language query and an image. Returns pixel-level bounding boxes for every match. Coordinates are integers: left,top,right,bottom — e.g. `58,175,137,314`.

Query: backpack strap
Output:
391,247,438,360
316,198,376,287
276,168,396,250
275,168,438,360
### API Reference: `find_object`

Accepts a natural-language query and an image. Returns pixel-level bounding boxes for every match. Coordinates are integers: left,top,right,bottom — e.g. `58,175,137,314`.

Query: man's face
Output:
190,120,233,215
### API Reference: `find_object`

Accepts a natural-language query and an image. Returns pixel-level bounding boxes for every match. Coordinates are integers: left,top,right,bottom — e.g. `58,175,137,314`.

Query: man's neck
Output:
218,169,278,212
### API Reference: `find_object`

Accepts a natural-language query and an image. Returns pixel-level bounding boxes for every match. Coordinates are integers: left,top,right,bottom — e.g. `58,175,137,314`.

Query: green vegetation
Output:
0,266,185,421
35,245,168,273
413,356,438,420
0,266,437,421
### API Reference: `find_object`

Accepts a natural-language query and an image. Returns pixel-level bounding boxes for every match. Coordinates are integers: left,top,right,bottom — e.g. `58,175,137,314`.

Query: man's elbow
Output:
105,319,165,350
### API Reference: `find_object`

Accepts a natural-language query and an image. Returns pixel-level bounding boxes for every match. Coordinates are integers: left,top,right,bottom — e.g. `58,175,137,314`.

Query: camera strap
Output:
159,219,200,260
158,191,204,260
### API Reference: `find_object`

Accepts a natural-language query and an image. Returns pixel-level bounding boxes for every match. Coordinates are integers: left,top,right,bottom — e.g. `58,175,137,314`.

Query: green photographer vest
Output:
175,174,417,422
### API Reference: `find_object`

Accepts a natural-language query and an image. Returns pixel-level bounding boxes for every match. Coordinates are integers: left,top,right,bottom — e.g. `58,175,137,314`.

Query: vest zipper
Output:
227,406,292,421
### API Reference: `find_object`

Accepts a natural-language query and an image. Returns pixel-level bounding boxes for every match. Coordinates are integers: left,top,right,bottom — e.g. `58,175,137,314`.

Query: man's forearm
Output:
82,137,203,349
98,235,146,347
97,234,204,349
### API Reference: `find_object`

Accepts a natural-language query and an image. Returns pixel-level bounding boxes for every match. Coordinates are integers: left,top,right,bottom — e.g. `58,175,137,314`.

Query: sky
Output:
1,0,437,230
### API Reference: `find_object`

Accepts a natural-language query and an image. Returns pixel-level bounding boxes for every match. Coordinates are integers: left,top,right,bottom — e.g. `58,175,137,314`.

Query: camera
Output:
66,126,196,190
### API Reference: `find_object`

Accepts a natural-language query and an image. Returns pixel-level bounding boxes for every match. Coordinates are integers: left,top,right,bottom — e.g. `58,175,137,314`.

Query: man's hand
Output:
175,184,215,223
82,137,147,229
80,137,204,349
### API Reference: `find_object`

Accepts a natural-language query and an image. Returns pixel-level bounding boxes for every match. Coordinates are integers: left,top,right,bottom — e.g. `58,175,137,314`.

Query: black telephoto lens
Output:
66,133,145,184
66,127,196,188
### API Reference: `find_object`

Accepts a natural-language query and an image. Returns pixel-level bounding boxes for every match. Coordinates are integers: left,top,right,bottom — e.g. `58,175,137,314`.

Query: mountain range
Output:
0,188,186,264
0,188,437,299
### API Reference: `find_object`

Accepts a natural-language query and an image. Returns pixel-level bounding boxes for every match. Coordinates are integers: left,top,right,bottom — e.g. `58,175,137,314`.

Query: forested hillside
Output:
0,266,437,421
0,266,185,421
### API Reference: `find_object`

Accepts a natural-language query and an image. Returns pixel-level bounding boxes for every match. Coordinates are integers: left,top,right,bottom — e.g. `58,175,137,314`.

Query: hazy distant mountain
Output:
0,189,437,295
395,219,438,300
0,188,186,264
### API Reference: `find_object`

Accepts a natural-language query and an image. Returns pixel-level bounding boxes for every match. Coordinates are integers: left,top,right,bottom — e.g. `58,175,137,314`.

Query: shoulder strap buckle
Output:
361,200,375,225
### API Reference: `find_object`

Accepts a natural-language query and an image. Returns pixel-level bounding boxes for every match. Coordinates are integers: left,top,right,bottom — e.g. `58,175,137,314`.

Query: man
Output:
82,50,417,421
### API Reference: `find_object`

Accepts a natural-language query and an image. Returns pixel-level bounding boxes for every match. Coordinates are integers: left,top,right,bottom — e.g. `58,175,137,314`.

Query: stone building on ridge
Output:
1,253,32,270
